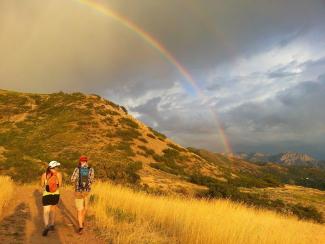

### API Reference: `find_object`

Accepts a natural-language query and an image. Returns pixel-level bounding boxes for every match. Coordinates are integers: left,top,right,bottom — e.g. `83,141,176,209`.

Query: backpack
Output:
78,166,90,190
46,172,58,193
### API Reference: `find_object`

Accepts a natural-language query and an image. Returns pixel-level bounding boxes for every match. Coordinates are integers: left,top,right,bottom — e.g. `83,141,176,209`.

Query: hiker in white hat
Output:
40,161,62,236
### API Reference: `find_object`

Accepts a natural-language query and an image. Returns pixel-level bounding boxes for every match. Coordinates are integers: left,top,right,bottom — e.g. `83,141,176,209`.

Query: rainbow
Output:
76,0,232,154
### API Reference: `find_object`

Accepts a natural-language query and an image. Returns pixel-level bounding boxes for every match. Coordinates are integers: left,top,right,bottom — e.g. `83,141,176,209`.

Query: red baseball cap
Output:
79,156,88,162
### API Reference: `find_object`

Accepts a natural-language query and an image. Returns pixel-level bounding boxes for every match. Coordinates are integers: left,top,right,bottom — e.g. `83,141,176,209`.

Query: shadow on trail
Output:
33,190,43,228
58,196,79,232
0,202,30,244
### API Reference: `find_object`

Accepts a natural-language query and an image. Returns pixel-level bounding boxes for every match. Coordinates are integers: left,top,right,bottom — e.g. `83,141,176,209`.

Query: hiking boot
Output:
78,227,84,235
49,225,55,231
42,227,50,236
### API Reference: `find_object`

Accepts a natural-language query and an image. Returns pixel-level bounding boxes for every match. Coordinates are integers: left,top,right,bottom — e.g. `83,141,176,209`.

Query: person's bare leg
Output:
82,197,88,226
81,208,86,227
50,206,56,226
43,206,51,227
42,206,51,236
77,210,84,228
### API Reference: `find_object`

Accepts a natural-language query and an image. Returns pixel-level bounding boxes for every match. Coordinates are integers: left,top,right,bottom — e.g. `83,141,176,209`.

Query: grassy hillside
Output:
90,182,325,244
0,89,324,223
242,185,325,217
187,148,325,223
0,90,217,194
189,148,325,190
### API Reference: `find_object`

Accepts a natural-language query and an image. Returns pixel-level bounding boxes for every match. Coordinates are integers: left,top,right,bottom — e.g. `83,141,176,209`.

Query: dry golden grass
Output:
0,176,14,218
90,182,325,244
241,184,325,216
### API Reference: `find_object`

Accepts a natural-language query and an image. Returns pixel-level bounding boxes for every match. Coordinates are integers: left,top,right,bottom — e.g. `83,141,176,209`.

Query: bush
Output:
205,182,240,199
192,173,324,224
102,117,114,125
0,150,44,183
119,118,139,129
138,146,155,156
96,108,109,117
147,133,155,139
189,174,219,186
149,162,184,176
150,149,186,176
138,137,148,143
290,204,323,223
115,128,141,141
98,155,142,184
104,142,135,157
0,93,28,105
120,106,128,114
105,100,120,110
107,110,119,116
148,127,166,141
167,143,186,152
229,174,281,188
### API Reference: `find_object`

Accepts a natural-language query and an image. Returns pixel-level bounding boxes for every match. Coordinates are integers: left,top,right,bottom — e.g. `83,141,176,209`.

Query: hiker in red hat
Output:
70,156,94,234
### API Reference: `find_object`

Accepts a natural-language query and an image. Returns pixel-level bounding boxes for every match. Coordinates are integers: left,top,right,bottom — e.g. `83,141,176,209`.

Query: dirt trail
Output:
0,185,105,244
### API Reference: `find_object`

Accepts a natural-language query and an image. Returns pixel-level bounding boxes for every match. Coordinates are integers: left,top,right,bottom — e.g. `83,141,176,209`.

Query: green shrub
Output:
0,94,28,105
229,174,281,188
107,110,119,116
290,204,323,223
161,148,181,160
115,128,141,141
96,108,109,117
106,207,136,223
138,145,155,156
85,102,93,109
150,148,185,176
147,133,155,139
120,106,128,114
138,137,148,143
104,142,135,157
148,127,166,141
119,118,139,129
0,150,44,183
98,155,142,184
189,174,219,186
167,143,186,152
192,172,323,224
105,100,120,110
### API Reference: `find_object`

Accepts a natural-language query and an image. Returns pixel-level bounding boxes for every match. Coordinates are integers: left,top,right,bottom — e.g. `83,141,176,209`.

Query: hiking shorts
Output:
42,194,60,206
75,192,89,211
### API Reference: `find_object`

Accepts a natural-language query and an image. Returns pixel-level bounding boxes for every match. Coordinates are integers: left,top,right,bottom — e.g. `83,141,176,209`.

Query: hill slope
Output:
0,90,223,194
0,89,324,223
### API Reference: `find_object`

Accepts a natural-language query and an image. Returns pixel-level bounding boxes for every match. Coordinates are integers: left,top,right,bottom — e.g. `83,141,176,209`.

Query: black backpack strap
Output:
78,166,82,188
86,167,91,187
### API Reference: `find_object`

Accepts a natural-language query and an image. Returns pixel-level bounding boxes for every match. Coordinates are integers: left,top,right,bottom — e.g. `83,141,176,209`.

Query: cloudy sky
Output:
1,0,325,158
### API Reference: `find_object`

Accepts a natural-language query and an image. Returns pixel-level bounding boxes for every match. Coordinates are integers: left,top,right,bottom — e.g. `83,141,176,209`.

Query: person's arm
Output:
89,168,95,183
57,172,63,187
40,173,45,188
71,168,78,183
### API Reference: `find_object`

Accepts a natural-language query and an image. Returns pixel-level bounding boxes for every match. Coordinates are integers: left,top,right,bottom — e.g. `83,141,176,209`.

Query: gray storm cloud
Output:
1,0,325,157
1,0,324,93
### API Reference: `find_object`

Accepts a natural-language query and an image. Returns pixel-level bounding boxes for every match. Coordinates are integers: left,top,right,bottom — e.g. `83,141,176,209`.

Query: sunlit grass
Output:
91,182,325,244
0,176,14,218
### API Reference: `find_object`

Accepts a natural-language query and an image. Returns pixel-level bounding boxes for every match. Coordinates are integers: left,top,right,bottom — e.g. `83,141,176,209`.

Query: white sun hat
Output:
49,161,61,169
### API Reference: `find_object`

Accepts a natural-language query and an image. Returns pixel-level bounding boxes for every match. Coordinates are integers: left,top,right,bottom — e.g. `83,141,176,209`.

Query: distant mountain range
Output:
226,152,325,168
